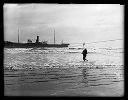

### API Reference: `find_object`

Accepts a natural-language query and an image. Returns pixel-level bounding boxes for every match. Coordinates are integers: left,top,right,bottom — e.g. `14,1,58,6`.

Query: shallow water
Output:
4,47,124,96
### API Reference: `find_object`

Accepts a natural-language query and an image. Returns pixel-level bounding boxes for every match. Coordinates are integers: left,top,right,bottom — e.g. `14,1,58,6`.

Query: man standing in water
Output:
82,43,88,61
82,48,88,61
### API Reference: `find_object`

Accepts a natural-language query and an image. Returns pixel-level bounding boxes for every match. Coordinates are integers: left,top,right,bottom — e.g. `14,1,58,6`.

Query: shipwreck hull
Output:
4,42,69,48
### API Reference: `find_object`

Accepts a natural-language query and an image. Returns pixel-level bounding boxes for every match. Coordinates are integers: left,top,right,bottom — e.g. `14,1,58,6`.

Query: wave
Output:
4,47,123,55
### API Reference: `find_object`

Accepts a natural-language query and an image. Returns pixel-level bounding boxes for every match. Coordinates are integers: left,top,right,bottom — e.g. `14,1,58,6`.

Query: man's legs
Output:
83,54,86,61
83,56,85,61
83,54,87,61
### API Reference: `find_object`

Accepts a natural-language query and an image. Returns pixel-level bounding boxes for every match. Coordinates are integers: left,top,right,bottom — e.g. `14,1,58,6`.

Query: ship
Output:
4,29,70,48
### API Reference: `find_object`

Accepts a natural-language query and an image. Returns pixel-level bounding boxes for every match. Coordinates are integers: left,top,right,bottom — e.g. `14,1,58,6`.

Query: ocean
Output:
4,47,124,96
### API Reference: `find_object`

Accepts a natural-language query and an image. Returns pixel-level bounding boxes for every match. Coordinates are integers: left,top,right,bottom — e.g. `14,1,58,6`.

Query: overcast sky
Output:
4,4,123,47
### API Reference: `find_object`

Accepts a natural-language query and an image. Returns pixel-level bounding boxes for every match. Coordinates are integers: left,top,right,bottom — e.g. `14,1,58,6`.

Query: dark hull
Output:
4,42,69,48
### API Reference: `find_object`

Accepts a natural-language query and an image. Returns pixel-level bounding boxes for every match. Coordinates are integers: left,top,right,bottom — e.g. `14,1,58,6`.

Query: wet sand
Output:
4,65,124,96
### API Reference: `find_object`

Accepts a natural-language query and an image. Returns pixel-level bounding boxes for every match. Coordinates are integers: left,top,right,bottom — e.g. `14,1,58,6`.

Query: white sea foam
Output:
4,47,123,70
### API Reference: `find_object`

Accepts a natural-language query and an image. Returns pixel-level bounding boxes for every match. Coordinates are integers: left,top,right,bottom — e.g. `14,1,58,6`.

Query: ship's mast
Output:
54,28,55,45
18,28,20,43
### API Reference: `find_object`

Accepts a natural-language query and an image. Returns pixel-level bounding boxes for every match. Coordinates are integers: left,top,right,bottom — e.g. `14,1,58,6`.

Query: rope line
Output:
70,38,123,45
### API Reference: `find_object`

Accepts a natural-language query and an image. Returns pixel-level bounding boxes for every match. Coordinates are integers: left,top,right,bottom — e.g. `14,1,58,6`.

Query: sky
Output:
4,4,123,47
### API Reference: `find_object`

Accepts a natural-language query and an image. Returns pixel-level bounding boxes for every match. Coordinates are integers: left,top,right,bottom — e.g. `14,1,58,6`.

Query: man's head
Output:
83,42,85,49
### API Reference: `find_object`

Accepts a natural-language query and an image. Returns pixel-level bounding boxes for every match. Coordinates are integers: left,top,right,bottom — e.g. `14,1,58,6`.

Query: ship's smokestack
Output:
36,35,39,43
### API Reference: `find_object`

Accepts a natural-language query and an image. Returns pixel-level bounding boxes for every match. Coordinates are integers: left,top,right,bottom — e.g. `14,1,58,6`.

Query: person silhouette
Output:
82,48,88,61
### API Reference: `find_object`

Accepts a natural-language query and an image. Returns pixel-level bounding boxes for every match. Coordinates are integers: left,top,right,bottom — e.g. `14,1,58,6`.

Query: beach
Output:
4,47,124,96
